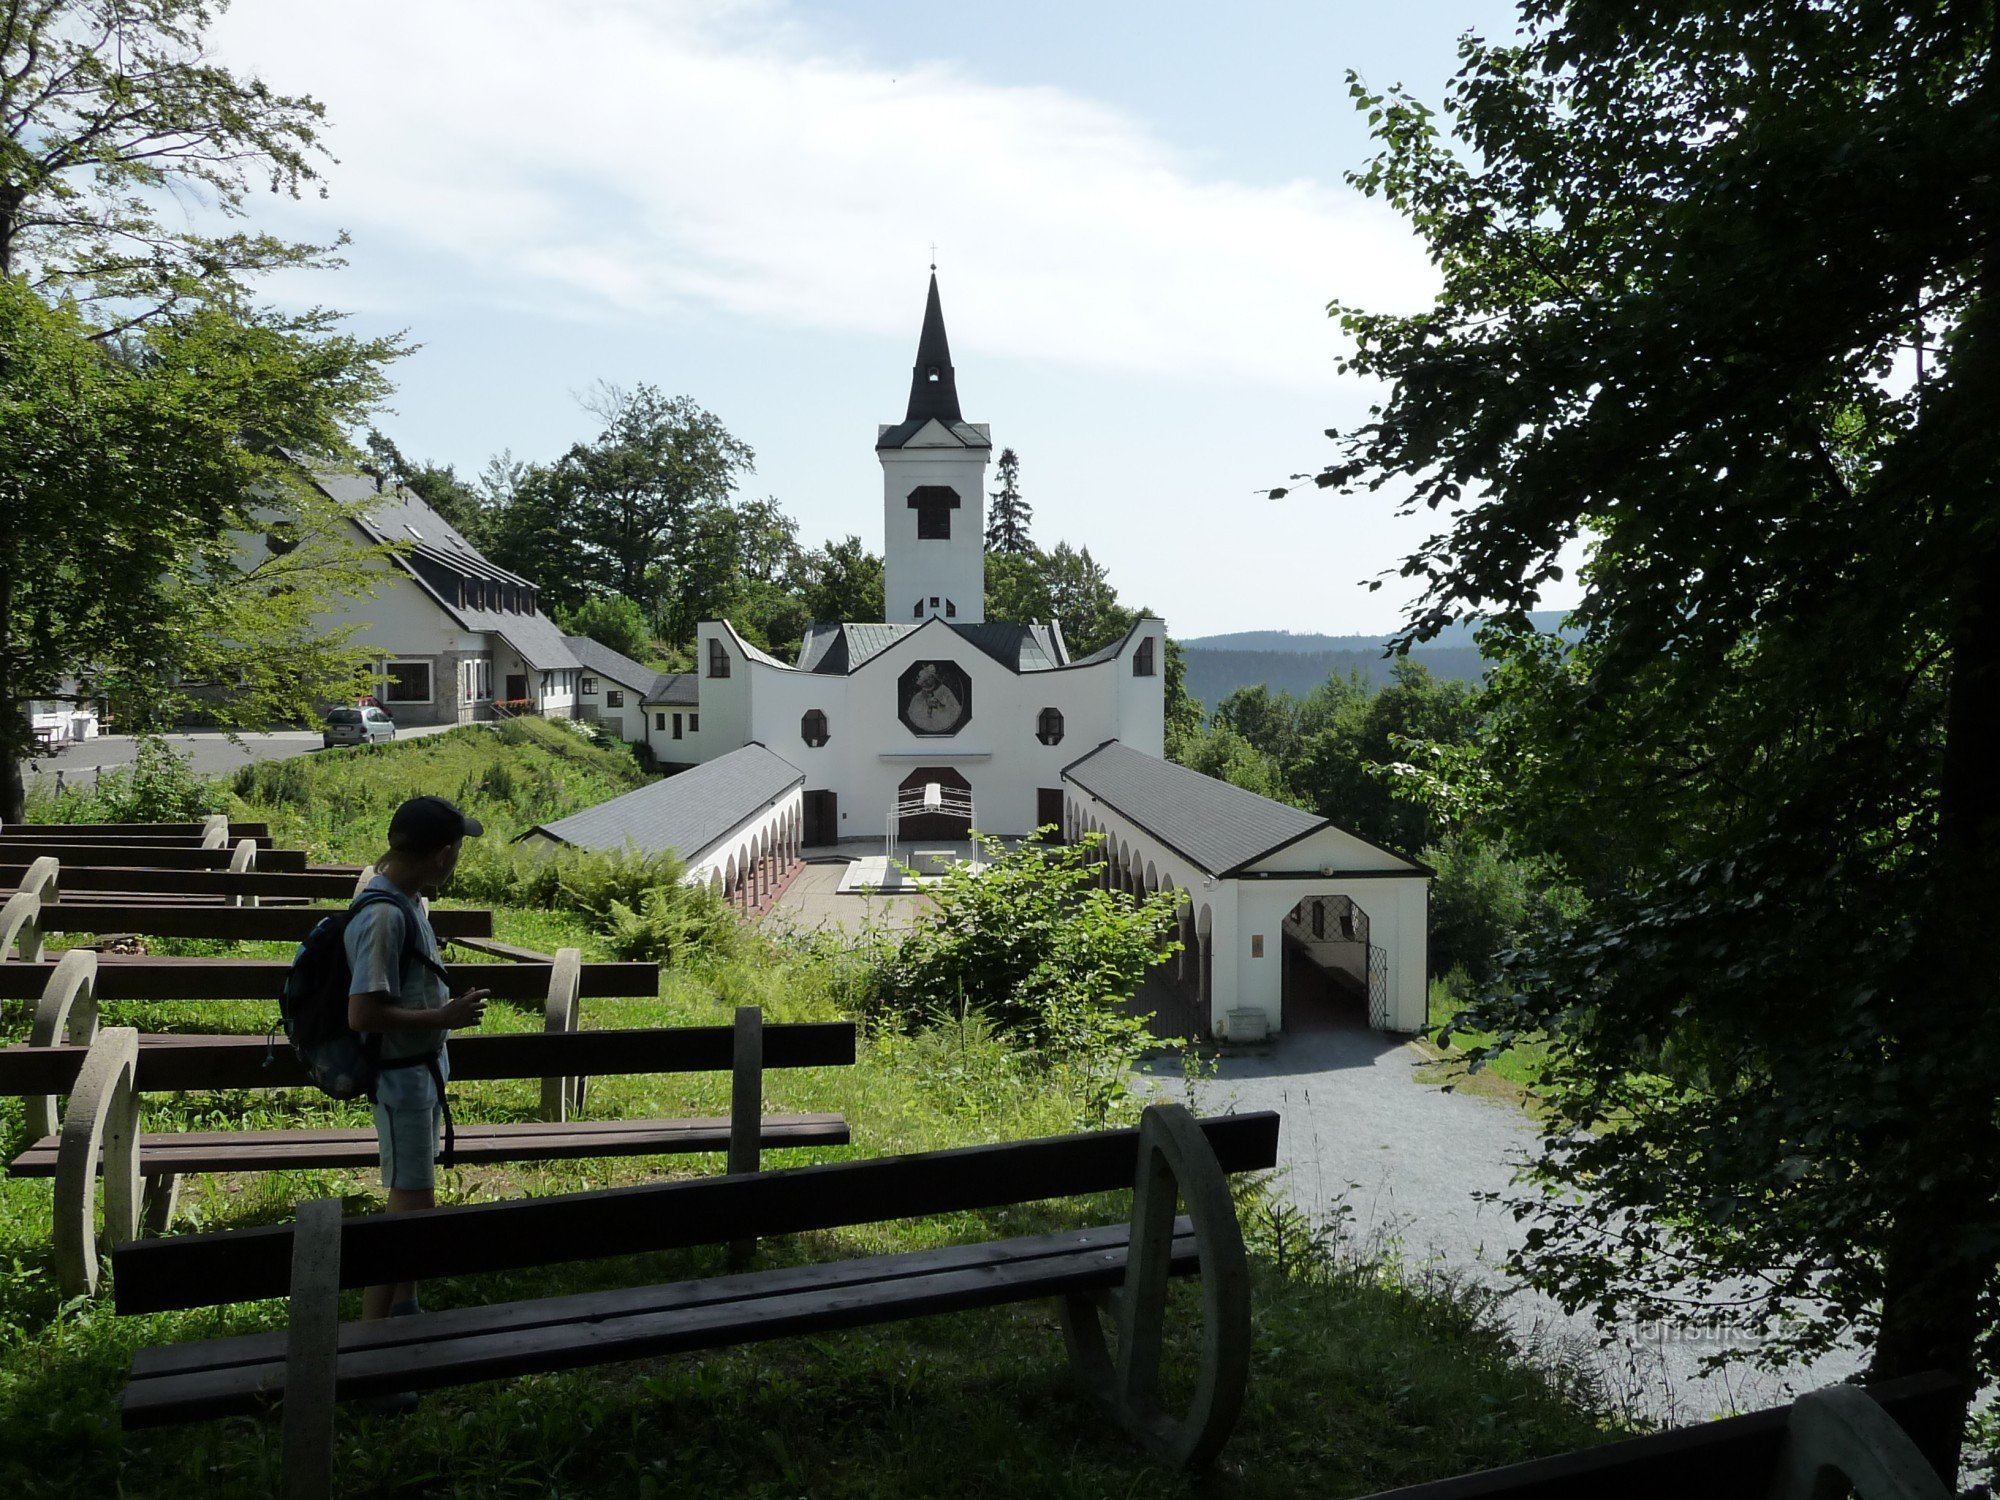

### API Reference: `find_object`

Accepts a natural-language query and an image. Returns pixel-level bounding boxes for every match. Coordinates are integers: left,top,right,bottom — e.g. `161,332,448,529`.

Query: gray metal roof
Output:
949,621,1058,672
311,467,582,673
564,635,661,693
522,744,803,862
1062,741,1332,876
647,672,699,705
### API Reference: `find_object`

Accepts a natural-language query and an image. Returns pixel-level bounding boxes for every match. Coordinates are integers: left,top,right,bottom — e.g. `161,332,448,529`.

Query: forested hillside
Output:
1181,645,1487,707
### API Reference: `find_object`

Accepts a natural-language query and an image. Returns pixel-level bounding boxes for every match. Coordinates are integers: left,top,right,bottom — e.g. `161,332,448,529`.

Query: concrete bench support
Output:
200,815,230,850
282,1199,342,1500
538,947,584,1121
1059,1101,1251,1470
1,889,44,965
1768,1384,1952,1500
55,1026,140,1296
15,855,60,903
28,949,100,1136
226,838,259,907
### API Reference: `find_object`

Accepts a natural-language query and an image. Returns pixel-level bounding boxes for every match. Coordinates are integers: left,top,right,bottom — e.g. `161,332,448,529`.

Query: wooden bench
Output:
3,863,359,902
0,842,310,871
8,1012,856,1294
0,820,271,839
0,948,662,1122
113,1104,1279,1493
31,901,495,944
1348,1371,1959,1499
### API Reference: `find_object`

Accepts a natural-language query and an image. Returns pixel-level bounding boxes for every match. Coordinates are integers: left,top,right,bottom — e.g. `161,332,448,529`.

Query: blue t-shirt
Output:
344,876,452,1072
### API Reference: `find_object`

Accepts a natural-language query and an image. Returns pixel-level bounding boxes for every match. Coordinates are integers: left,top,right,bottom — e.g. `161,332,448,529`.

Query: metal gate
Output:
1367,944,1391,1030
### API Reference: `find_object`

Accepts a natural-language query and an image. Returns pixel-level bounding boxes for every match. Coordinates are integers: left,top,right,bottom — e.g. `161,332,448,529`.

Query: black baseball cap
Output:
387,795,484,855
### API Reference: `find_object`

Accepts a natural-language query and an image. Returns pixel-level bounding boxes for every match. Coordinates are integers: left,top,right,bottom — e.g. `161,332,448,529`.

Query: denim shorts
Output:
372,1062,442,1192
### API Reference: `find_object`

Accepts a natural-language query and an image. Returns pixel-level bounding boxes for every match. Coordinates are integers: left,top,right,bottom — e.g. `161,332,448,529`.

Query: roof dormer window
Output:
404,524,424,540
927,366,941,382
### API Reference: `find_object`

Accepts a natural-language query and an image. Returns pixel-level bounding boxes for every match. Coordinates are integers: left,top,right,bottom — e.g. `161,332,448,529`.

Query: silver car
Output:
322,705,396,748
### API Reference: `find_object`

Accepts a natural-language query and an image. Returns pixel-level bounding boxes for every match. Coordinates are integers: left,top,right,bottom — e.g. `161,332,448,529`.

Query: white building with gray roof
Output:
605,273,1429,1039
254,468,585,727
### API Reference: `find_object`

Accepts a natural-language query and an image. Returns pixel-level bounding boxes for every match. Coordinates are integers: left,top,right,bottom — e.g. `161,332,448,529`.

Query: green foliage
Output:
983,542,1135,653
0,278,401,818
788,534,884,625
556,594,655,662
983,446,1032,554
865,833,1182,1121
1422,833,1582,986
456,841,740,968
228,719,648,863
555,384,755,642
0,0,338,311
26,737,223,823
1172,722,1298,806
1315,0,2000,1422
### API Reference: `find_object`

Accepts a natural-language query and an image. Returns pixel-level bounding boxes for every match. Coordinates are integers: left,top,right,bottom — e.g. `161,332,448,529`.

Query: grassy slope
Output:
0,725,1624,1497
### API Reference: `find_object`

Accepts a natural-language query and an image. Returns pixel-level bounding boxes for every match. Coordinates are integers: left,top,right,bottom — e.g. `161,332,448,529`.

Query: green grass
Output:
0,732,1630,1496
1420,975,1551,1103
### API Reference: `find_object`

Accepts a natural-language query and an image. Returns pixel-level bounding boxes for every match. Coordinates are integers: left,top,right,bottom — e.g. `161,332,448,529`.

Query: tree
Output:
1,280,396,820
550,383,754,631
478,462,587,614
790,535,884,624
985,542,1136,654
984,446,1032,554
1,0,338,325
554,594,653,662
1308,0,2000,1441
730,495,800,584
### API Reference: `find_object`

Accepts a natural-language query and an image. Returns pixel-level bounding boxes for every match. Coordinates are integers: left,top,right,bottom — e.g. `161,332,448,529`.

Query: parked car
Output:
322,705,397,748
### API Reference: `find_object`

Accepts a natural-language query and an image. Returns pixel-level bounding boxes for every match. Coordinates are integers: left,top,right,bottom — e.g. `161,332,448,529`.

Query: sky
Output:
205,0,1560,640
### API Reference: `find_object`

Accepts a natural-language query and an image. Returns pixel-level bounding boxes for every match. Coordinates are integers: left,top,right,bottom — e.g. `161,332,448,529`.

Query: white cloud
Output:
212,0,1434,392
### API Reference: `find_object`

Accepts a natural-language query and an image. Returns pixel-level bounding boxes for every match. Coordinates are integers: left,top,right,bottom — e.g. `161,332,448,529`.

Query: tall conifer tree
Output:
985,448,1033,554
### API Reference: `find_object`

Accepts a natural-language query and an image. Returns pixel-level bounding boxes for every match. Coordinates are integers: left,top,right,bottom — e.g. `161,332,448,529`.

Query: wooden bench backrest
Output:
1,866,359,900
1349,1371,1961,1499
112,1111,1281,1312
0,958,657,1002
0,1021,856,1095
32,904,494,942
0,832,277,850
0,822,270,838
0,844,309,871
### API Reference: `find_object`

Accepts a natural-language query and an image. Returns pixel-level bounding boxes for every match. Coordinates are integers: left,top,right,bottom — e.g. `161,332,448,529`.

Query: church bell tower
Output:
877,272,991,625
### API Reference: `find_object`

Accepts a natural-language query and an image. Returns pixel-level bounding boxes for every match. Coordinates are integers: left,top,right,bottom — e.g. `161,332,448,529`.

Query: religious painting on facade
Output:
898,660,972,736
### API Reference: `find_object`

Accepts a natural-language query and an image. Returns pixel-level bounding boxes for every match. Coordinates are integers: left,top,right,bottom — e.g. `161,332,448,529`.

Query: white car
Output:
322,706,397,748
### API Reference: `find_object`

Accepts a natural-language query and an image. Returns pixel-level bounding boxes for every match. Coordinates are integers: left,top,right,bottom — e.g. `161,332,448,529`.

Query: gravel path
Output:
1140,1011,1864,1425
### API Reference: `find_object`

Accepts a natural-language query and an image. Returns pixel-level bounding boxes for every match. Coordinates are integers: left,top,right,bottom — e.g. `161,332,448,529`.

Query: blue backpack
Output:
276,889,453,1105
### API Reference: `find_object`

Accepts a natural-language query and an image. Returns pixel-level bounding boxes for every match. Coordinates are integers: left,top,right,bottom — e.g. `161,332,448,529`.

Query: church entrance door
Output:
804,789,838,847
897,766,972,841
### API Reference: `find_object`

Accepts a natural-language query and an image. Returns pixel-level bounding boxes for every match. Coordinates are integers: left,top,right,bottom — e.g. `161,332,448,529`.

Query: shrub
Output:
866,832,1183,1120
34,736,223,823
453,841,738,966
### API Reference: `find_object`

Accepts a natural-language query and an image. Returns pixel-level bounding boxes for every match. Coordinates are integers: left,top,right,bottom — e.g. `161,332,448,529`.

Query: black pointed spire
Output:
904,272,963,426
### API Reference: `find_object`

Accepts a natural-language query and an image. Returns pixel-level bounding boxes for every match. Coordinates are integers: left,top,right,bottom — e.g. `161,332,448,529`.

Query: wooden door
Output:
804,789,838,847
1036,787,1066,837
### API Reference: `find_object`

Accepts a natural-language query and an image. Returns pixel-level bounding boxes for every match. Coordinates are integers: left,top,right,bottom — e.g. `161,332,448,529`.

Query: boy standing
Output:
346,794,490,1322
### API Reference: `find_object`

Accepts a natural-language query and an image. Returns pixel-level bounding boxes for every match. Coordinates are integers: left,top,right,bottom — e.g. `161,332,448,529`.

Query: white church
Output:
526,274,1433,1041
